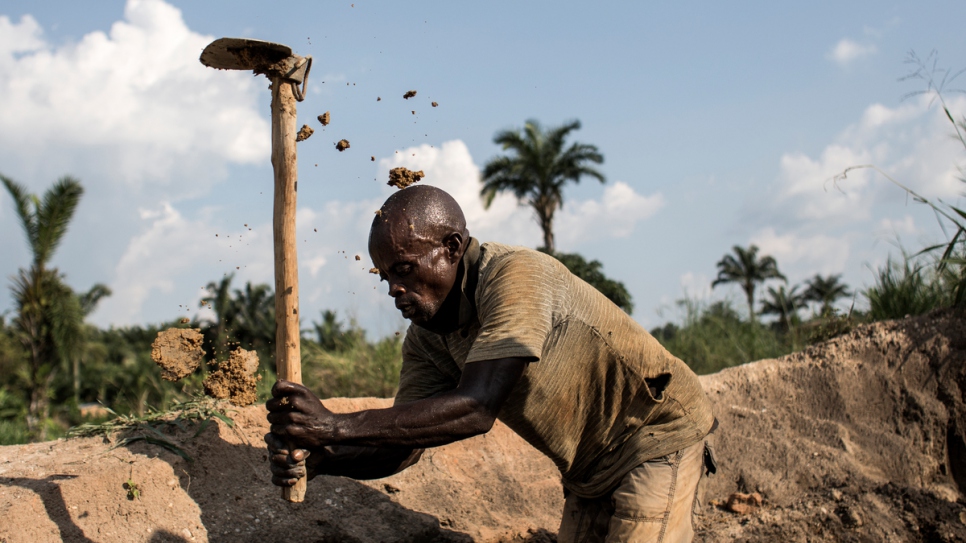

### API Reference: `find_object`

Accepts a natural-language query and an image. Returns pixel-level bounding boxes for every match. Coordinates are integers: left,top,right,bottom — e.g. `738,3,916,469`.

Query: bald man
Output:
266,185,717,542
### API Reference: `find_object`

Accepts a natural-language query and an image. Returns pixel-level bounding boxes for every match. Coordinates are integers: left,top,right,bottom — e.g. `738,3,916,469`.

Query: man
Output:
266,185,716,542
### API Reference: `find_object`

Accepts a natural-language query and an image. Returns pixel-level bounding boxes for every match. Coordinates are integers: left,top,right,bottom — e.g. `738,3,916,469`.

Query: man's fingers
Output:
263,432,288,454
290,448,310,463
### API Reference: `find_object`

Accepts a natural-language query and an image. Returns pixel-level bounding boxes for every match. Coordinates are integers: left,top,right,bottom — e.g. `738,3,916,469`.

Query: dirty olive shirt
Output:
394,240,714,498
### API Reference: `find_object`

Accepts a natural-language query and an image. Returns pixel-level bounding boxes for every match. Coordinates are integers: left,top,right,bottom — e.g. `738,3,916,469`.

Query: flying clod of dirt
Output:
151,328,205,381
388,167,424,189
203,348,261,407
317,111,330,126
369,267,380,274
403,90,417,99
296,124,314,142
431,101,438,107
336,139,350,151
371,156,375,161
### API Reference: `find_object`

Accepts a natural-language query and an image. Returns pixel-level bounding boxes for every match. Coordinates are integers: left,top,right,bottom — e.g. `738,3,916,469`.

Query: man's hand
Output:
264,432,324,487
266,380,335,450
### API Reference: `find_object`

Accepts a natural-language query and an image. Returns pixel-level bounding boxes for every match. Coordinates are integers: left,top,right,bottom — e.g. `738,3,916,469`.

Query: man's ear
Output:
442,232,464,263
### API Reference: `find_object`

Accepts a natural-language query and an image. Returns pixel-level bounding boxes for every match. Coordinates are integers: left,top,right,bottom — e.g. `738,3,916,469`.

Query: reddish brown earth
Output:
151,329,204,382
388,167,424,189
203,349,261,407
1,311,965,542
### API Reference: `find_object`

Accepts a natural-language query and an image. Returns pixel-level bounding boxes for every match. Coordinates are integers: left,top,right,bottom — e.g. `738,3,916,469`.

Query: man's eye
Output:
395,265,412,276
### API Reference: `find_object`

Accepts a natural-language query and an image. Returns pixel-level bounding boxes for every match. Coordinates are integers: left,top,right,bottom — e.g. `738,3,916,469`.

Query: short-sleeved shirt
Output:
395,239,714,498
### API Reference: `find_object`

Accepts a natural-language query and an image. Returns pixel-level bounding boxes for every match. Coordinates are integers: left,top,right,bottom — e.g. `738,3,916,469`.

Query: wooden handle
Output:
271,78,306,503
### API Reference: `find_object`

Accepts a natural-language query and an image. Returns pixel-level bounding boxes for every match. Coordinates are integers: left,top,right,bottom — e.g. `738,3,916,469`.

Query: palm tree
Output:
200,273,237,358
71,283,112,403
2,175,85,439
711,245,786,321
803,274,851,316
481,119,605,253
760,285,807,331
231,281,275,357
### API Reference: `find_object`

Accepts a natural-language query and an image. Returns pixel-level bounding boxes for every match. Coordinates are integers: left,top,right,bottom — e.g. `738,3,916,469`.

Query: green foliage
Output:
866,255,949,320
712,245,785,320
301,313,403,399
68,396,235,461
760,285,807,332
652,298,799,375
481,119,605,253
2,174,91,440
539,249,634,313
802,274,852,316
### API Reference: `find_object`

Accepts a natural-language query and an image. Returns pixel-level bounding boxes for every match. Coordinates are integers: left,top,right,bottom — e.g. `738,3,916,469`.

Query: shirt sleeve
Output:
465,250,560,364
394,327,460,406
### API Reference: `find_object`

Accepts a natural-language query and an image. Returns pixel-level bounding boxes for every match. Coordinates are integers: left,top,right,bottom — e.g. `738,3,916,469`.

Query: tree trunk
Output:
744,283,756,322
536,206,555,253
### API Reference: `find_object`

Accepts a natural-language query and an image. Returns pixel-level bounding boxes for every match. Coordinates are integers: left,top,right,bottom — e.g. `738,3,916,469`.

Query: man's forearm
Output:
318,445,423,480
328,392,495,449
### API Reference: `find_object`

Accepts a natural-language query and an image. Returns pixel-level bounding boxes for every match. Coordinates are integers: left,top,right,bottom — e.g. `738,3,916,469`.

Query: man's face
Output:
368,221,461,325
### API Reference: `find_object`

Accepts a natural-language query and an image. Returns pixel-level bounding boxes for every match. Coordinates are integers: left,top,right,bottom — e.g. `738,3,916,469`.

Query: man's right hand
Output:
265,432,321,487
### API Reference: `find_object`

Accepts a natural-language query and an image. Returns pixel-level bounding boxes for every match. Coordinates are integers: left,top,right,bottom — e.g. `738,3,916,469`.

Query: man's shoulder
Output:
478,241,561,275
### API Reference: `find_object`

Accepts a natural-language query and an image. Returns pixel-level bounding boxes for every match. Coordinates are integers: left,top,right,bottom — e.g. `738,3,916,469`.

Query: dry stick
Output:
271,77,305,503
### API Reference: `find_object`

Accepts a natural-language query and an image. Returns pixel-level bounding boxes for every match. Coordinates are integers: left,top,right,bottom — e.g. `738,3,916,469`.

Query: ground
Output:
1,311,965,542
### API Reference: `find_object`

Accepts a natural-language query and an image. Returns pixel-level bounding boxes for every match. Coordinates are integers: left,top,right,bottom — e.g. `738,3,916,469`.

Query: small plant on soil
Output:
124,478,141,500
67,396,235,461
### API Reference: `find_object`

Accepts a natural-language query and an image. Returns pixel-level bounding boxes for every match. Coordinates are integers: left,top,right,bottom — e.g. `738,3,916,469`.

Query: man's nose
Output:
388,282,405,297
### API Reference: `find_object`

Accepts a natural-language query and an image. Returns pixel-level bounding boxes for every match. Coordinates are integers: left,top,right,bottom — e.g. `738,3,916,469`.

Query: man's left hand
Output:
266,379,335,450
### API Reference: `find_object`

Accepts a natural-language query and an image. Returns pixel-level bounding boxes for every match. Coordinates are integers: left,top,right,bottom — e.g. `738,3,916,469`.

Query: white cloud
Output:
556,182,665,247
679,271,712,301
380,140,665,250
750,227,850,279
0,0,268,197
769,94,966,228
828,38,877,66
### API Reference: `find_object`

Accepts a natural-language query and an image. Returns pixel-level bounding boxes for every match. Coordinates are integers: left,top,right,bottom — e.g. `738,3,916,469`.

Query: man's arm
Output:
265,435,423,485
265,357,528,483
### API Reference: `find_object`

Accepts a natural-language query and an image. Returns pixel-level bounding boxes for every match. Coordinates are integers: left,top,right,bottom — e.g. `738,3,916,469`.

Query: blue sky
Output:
1,0,965,336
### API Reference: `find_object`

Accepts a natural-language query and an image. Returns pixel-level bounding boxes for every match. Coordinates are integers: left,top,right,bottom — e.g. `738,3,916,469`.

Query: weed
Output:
67,395,235,461
124,478,141,500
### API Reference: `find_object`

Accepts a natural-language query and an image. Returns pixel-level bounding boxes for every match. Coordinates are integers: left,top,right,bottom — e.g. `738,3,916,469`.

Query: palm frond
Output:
34,176,83,266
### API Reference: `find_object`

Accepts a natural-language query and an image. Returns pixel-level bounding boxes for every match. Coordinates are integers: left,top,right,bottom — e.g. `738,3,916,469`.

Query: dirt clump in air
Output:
151,328,205,381
317,111,330,126
202,348,261,407
295,124,314,142
432,101,438,107
403,90,417,99
336,139,350,151
370,267,380,274
388,167,424,189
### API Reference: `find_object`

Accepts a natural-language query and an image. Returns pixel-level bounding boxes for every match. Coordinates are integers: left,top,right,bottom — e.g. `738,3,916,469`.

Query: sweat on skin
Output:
265,185,713,499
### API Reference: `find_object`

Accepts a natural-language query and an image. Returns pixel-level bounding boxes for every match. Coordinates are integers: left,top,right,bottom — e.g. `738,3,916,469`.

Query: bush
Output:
866,255,949,321
652,298,798,375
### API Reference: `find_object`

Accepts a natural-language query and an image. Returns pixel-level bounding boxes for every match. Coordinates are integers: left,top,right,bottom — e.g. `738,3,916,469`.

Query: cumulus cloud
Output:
750,227,851,278
380,140,665,250
768,94,966,229
828,38,877,66
0,0,268,197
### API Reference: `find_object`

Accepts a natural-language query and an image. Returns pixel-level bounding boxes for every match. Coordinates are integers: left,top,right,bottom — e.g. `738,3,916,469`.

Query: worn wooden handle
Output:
271,78,306,503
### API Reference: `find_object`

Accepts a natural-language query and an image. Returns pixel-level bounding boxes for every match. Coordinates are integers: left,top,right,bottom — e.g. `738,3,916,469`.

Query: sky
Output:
1,0,965,337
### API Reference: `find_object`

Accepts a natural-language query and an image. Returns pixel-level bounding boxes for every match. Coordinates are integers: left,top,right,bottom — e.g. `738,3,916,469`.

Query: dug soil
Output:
388,167,425,189
2,311,965,542
151,329,204,382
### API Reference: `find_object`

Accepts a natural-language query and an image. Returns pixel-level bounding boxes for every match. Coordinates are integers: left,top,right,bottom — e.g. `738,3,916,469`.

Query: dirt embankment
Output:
1,311,965,542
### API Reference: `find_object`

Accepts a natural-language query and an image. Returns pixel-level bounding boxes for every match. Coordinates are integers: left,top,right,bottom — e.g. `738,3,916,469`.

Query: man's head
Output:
368,186,469,325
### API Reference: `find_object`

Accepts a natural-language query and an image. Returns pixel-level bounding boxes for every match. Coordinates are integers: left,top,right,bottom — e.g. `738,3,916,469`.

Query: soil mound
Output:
696,309,966,542
1,311,964,542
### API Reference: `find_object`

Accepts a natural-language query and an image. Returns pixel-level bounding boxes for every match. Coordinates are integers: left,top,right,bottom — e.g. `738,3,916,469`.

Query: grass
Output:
67,395,235,461
652,298,802,375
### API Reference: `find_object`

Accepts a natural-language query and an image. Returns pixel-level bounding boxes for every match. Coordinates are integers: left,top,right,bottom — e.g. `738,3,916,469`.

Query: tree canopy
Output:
481,119,604,253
